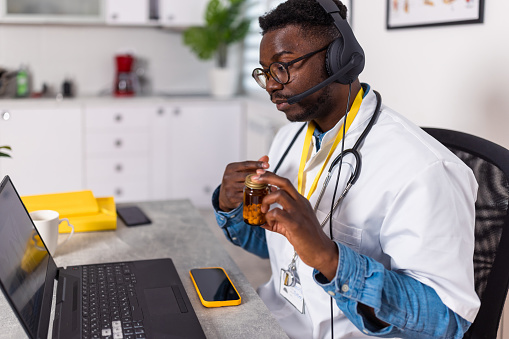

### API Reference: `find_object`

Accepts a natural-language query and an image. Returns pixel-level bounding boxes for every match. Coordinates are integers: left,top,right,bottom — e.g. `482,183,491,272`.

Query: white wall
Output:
353,1,509,148
0,24,213,96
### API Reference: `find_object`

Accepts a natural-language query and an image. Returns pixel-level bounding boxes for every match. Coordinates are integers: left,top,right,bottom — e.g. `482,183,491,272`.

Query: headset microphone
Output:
287,53,363,105
287,0,365,105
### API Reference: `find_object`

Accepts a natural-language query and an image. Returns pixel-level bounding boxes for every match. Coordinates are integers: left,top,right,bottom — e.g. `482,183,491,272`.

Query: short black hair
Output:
259,0,347,40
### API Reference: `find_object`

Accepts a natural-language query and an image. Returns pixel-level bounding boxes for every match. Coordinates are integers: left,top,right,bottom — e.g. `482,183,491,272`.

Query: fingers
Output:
258,155,269,164
218,157,270,211
222,159,269,188
263,204,291,228
233,158,269,172
251,171,301,202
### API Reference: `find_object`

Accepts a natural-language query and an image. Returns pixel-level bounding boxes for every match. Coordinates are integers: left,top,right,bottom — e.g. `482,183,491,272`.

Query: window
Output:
241,0,283,94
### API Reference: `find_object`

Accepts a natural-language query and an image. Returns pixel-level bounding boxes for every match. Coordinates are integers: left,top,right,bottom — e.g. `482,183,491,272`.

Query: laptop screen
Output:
0,176,50,338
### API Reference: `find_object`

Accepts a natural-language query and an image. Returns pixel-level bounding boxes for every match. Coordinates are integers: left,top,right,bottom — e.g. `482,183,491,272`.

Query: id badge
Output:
279,269,305,313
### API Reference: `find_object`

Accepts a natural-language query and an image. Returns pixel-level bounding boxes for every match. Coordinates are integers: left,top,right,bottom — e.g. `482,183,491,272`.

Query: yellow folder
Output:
22,190,99,216
21,191,116,233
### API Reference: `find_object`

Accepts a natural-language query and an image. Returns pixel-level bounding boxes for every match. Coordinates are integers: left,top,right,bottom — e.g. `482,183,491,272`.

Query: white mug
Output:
29,210,74,255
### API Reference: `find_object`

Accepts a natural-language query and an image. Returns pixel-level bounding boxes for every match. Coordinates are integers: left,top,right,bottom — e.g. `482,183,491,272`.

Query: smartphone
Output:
116,206,151,226
189,267,241,307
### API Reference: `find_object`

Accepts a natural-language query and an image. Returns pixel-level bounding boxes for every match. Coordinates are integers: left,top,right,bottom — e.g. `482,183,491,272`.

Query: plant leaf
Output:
205,0,222,26
183,26,219,60
227,19,251,44
182,0,251,64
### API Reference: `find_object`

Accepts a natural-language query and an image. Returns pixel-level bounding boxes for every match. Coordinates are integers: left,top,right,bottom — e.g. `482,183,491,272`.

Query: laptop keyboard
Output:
81,263,146,339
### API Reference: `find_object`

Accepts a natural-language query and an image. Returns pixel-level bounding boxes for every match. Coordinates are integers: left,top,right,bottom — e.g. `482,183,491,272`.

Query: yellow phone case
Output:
189,267,241,307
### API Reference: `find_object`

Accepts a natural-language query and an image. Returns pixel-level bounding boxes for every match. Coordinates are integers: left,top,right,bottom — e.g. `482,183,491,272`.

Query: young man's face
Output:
259,24,336,124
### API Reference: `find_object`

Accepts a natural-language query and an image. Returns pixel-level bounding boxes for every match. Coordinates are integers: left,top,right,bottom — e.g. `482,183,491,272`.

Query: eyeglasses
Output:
252,45,328,89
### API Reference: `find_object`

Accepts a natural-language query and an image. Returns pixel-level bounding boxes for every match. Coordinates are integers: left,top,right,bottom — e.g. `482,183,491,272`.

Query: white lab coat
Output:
257,88,480,338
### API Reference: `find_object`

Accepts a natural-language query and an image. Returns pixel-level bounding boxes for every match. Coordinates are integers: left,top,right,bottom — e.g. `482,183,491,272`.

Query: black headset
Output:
287,0,365,104
320,0,365,84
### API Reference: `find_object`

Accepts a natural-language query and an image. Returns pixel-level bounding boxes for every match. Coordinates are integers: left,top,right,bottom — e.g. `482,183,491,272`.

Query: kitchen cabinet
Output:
151,100,245,207
84,98,245,206
0,97,246,207
0,104,83,196
105,0,149,25
0,0,103,24
158,0,208,27
84,102,155,202
1,0,206,27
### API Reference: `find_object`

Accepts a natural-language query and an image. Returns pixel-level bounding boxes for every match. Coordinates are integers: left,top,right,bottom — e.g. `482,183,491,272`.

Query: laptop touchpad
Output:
144,287,181,315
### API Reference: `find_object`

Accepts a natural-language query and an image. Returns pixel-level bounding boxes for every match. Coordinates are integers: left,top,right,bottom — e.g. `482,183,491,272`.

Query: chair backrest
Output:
423,127,509,339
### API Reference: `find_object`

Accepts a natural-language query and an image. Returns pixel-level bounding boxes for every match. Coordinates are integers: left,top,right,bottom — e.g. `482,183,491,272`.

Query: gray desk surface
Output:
0,199,288,339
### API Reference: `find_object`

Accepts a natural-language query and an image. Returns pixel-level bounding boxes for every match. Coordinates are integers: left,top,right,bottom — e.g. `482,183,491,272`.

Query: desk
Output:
0,200,288,339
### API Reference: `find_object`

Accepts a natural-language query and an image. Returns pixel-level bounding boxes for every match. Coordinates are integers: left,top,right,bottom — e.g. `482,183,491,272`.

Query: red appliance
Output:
114,54,136,97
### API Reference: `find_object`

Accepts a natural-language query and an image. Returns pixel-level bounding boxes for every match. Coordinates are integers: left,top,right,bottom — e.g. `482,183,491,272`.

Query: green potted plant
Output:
0,146,12,158
183,0,251,97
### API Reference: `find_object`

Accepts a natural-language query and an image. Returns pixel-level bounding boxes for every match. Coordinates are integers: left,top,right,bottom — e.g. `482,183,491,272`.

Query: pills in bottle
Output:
243,174,269,226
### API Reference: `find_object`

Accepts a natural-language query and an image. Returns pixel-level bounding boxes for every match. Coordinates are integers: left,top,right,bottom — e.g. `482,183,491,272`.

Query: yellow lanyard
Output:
297,88,364,199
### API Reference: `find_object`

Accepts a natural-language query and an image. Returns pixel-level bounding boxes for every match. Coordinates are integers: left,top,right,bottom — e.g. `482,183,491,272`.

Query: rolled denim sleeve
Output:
313,241,471,338
211,185,269,258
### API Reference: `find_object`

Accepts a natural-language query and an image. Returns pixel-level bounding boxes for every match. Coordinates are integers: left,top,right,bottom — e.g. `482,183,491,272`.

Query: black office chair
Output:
422,128,509,339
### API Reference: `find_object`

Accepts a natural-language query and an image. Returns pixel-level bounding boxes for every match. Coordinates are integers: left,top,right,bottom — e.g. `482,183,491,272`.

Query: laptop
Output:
0,175,206,339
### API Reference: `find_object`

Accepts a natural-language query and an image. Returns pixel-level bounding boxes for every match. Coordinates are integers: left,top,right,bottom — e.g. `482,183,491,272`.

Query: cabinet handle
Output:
111,13,118,20
114,139,123,148
167,14,174,21
1,111,10,121
115,188,123,196
173,107,180,116
114,114,123,122
203,186,212,194
115,164,123,172
157,107,165,116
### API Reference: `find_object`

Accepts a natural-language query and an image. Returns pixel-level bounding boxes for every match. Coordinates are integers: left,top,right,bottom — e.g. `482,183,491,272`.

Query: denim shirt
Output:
212,186,471,338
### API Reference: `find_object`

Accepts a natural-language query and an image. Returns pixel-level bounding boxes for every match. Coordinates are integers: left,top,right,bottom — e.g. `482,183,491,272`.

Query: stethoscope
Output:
313,90,381,225
274,90,381,214
273,90,382,287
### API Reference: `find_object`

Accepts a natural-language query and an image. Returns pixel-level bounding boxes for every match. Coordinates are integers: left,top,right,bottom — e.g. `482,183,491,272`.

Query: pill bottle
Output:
243,174,269,226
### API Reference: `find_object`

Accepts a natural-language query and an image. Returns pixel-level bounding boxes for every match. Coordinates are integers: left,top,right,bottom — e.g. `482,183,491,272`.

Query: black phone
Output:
189,267,241,307
116,206,151,226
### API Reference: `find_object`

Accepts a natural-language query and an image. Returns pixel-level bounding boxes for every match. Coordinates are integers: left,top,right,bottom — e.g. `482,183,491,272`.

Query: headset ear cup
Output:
325,38,345,81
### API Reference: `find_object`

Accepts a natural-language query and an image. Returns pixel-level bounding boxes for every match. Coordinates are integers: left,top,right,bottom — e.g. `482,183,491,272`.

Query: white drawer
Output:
85,107,151,131
86,131,149,155
85,180,150,202
86,156,150,179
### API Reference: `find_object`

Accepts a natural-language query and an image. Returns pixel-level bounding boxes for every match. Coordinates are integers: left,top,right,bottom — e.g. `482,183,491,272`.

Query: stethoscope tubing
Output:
313,90,382,221
313,148,360,215
273,90,382,227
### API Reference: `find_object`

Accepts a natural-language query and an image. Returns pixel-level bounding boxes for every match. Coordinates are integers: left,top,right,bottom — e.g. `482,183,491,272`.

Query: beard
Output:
285,84,334,123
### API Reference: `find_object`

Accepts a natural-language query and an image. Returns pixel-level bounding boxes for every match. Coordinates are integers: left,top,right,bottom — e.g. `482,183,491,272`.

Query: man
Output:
212,0,480,337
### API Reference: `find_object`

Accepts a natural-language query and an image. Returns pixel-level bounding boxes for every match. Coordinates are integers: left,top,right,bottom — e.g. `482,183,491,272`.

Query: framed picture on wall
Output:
387,0,484,29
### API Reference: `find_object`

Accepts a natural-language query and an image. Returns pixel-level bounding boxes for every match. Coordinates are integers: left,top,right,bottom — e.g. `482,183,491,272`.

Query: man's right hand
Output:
218,155,269,212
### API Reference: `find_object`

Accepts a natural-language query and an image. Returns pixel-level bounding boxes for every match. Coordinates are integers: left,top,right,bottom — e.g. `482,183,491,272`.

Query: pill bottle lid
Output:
245,174,268,189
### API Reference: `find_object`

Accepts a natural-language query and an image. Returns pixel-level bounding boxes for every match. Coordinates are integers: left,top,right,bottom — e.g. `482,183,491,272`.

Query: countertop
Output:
0,93,247,108
0,199,288,339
